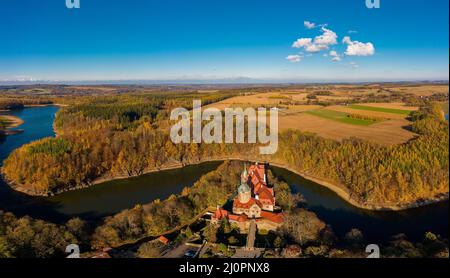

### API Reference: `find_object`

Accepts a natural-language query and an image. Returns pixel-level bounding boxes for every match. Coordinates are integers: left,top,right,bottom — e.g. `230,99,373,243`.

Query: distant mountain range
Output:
0,77,448,86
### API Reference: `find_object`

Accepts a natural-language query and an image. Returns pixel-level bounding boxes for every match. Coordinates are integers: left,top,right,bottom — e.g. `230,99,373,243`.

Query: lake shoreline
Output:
5,156,448,212
2,104,448,212
0,103,67,112
24,103,68,108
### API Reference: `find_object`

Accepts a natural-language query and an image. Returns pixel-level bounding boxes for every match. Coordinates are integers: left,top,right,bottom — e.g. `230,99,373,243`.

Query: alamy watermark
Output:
66,0,80,9
366,244,380,258
65,1,380,10
366,0,380,9
66,244,80,258
170,100,279,155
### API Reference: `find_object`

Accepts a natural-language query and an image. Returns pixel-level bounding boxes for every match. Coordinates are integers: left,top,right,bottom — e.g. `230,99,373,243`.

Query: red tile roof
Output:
213,207,229,220
228,213,248,222
260,211,284,224
233,197,263,209
228,163,281,223
247,164,275,204
257,187,275,205
248,164,266,184
158,236,170,245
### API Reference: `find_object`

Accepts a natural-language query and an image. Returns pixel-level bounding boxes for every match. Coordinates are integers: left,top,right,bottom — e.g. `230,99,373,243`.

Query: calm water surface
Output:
0,106,448,242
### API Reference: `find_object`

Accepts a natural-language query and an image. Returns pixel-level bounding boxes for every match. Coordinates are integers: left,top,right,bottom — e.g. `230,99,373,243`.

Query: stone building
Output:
212,162,283,233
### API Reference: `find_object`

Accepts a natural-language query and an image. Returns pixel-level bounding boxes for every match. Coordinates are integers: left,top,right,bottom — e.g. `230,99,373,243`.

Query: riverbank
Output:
0,103,67,113
9,155,446,212
264,161,449,211
24,103,68,108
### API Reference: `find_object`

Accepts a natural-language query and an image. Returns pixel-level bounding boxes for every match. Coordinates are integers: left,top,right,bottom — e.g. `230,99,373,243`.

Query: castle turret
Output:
237,181,251,204
241,164,248,183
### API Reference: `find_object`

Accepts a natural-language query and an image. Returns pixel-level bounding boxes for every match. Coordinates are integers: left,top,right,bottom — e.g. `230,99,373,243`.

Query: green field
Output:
349,105,412,115
305,109,379,126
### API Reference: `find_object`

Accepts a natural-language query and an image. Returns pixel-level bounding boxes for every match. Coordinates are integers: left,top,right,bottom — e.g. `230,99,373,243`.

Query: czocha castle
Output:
212,163,284,232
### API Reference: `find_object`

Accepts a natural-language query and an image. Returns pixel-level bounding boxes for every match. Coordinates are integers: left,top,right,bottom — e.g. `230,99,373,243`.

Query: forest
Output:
90,161,298,248
91,161,242,248
1,160,447,258
1,89,448,209
0,97,54,110
91,160,448,258
0,211,90,258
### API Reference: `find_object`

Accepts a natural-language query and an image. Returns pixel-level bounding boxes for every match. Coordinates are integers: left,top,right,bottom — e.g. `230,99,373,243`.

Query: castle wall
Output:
262,204,274,211
256,219,281,232
231,219,281,234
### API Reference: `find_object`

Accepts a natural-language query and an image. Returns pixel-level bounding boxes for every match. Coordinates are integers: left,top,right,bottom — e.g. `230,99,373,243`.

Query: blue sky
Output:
0,0,448,83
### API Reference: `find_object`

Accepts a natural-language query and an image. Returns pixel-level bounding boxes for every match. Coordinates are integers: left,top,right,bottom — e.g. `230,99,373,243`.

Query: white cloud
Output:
348,30,358,34
314,27,338,46
342,36,351,44
305,43,327,53
329,50,342,62
349,62,359,68
342,36,375,56
288,25,375,64
304,21,316,29
286,55,302,63
291,26,338,54
8,75,38,82
292,38,312,48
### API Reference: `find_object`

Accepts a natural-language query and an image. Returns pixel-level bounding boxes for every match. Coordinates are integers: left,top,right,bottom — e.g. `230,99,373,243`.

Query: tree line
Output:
91,160,298,249
1,92,448,208
0,211,90,258
1,159,447,258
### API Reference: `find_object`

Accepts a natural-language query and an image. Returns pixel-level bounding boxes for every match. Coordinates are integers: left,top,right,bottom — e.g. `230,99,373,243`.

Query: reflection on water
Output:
46,161,222,219
0,106,62,220
0,107,222,222
270,166,449,241
0,106,448,243
0,106,59,162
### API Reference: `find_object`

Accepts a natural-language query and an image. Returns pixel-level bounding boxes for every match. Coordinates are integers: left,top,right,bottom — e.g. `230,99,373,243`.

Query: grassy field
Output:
200,85,436,145
349,104,412,115
305,109,379,126
325,105,405,120
204,91,420,145
278,113,416,145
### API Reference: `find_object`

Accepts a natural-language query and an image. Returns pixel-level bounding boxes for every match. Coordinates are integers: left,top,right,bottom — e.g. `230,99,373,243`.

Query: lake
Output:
0,106,223,221
270,166,448,241
0,106,448,243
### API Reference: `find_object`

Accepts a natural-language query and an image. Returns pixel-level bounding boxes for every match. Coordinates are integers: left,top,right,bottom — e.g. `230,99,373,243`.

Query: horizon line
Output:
0,79,448,87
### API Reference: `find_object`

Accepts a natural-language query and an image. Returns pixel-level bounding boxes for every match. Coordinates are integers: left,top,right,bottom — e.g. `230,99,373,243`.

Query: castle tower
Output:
237,181,251,204
241,163,248,184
